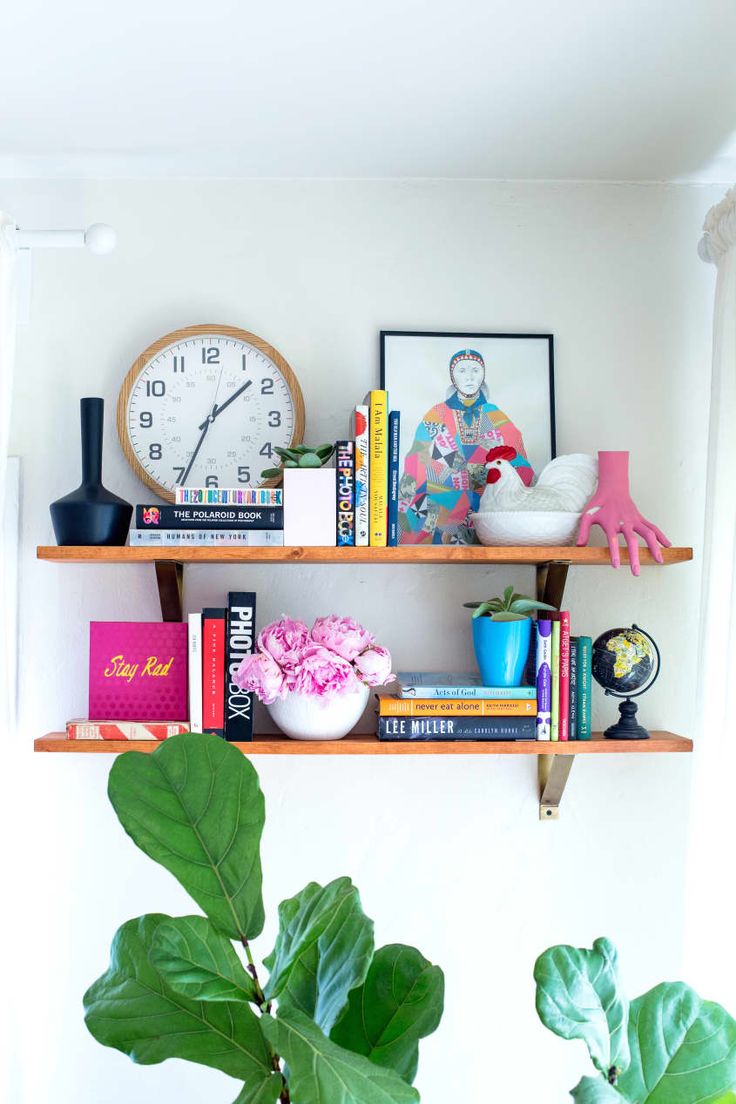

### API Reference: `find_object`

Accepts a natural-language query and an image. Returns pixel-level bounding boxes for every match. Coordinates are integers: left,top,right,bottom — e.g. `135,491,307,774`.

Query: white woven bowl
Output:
471,510,582,547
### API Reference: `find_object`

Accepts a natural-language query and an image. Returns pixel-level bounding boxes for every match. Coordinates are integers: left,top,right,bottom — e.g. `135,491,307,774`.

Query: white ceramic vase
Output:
266,682,370,740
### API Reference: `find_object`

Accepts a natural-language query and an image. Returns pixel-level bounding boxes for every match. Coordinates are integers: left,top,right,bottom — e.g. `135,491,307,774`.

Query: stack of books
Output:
129,488,284,546
69,592,258,741
378,673,538,742
534,614,592,741
336,390,399,548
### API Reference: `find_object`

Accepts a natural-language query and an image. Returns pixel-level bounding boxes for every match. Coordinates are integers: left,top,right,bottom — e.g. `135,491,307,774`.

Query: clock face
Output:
118,326,304,501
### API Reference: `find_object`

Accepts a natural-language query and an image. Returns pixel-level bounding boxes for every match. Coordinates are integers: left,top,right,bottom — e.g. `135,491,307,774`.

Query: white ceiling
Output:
2,0,736,181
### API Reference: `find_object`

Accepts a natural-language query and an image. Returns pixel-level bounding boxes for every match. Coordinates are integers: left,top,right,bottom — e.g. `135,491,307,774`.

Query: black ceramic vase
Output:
50,397,133,546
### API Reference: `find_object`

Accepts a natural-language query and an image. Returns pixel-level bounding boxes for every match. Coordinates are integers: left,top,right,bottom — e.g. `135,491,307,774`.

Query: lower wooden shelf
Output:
35,731,691,754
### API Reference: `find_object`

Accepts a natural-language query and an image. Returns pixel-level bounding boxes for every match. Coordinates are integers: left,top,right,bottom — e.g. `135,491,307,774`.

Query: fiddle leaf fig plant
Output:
464,584,557,621
84,733,444,1104
535,937,736,1103
261,442,335,480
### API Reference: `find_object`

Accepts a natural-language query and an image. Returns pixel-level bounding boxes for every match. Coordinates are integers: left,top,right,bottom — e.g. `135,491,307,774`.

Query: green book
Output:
576,636,593,740
550,620,561,742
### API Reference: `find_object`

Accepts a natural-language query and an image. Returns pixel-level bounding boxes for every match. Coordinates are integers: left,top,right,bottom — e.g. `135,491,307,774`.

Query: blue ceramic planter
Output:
472,616,532,687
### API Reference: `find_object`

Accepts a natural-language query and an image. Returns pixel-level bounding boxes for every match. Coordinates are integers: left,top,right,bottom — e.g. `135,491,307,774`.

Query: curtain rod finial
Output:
84,223,116,255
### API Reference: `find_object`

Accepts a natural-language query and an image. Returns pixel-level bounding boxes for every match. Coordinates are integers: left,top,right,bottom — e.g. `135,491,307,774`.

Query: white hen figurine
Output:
479,446,598,513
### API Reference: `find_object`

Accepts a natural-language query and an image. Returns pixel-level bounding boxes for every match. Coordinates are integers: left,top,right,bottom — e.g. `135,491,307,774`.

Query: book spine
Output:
378,716,536,741
188,613,203,733
354,404,370,547
569,639,578,741
66,721,189,740
369,390,388,546
225,592,256,742
387,411,400,546
535,620,553,741
130,530,284,545
379,697,537,717
176,487,283,506
397,681,536,700
136,505,283,530
335,440,355,547
556,612,571,741
576,636,593,740
550,620,561,742
202,609,226,737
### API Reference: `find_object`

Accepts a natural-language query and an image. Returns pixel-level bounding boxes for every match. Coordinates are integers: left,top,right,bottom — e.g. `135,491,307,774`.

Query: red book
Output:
551,611,571,741
202,608,226,737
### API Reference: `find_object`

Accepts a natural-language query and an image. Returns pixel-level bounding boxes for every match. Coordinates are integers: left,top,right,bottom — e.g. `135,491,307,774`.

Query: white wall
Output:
2,179,721,1103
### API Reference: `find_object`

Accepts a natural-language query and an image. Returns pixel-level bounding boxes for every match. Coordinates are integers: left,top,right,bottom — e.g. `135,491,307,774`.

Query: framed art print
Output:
380,331,555,545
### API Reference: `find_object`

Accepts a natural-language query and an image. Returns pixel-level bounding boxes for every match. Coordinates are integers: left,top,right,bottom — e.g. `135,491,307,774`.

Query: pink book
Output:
89,621,188,721
551,612,571,741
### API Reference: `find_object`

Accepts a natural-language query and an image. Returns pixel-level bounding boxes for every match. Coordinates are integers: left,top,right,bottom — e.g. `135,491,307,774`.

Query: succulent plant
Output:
261,442,335,480
463,584,557,621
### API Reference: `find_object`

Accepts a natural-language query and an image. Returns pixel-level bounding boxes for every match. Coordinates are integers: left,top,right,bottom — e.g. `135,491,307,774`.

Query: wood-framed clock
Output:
117,324,305,503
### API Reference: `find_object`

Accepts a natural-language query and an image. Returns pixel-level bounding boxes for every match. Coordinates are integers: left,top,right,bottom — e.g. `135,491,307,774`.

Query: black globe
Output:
592,626,659,698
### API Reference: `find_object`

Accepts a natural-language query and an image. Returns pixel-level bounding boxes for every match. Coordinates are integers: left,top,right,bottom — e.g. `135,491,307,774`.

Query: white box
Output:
283,468,337,547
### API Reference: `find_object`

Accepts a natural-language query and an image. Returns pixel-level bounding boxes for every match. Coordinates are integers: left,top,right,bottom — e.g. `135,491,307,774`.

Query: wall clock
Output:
117,324,305,502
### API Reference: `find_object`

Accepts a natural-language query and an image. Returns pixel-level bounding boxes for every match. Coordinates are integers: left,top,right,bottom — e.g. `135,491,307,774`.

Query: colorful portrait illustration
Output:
381,332,555,545
141,506,160,525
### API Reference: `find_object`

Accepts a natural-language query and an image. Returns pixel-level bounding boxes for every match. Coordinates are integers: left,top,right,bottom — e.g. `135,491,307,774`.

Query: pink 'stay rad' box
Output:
88,621,189,721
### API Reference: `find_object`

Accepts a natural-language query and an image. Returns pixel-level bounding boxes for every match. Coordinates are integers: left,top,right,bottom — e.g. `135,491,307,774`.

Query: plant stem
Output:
241,938,290,1103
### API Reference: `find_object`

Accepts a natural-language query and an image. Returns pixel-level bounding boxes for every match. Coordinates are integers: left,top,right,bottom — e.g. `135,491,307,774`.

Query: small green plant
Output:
84,733,444,1104
463,584,557,621
262,442,335,480
534,937,736,1103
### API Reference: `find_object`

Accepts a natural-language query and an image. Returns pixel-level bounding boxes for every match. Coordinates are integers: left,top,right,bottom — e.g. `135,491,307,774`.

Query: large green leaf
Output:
263,1009,419,1104
331,943,444,1083
108,732,265,940
264,877,374,1033
150,915,259,1003
84,914,275,1094
616,982,736,1104
571,1076,627,1103
534,938,629,1075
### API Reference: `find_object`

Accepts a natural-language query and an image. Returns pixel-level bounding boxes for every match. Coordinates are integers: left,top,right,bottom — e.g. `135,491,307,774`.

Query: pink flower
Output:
289,644,360,698
257,616,310,667
354,645,393,687
311,615,374,661
234,651,286,705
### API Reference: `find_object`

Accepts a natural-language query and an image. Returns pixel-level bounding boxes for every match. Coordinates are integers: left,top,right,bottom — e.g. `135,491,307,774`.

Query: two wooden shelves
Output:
35,543,695,818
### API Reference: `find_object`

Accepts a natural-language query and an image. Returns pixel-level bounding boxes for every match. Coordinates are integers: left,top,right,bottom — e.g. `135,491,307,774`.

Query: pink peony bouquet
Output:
234,615,393,704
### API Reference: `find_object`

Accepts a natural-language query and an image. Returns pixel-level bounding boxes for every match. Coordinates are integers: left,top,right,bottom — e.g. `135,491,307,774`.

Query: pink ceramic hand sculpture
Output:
577,451,670,576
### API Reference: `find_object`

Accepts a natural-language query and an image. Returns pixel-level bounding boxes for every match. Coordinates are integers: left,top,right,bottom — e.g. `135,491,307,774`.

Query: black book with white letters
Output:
225,592,257,741
136,504,283,530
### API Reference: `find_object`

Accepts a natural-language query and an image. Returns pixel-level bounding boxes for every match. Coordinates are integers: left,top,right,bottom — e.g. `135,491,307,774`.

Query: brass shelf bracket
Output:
538,755,575,819
155,560,184,622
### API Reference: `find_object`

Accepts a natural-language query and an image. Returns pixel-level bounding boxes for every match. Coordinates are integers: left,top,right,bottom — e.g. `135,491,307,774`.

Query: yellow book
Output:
379,696,536,717
369,389,388,546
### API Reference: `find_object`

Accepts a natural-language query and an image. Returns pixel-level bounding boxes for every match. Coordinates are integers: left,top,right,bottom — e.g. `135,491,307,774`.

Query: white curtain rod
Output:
14,223,116,255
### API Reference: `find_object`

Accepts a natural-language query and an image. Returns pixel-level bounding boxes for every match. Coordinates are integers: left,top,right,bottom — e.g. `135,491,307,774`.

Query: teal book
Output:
576,636,592,740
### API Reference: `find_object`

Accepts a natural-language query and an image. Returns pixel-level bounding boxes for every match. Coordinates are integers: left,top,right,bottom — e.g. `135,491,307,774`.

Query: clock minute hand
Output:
179,417,212,486
198,380,252,430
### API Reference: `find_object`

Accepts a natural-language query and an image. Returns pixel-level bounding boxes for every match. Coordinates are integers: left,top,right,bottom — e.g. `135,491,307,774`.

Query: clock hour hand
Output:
198,380,252,430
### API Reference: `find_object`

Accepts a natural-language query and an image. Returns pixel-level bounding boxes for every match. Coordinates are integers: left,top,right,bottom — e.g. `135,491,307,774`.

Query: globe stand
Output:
604,698,650,740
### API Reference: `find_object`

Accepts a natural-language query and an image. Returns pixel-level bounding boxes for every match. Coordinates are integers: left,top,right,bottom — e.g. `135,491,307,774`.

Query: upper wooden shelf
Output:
36,545,693,566
35,731,692,755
